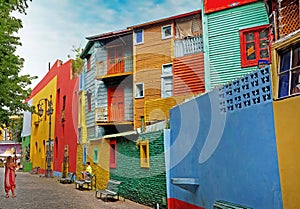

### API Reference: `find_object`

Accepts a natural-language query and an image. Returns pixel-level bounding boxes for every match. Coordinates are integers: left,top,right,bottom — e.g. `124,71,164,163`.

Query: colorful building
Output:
166,1,300,208
28,59,78,176
21,100,32,171
202,0,270,90
267,0,300,208
166,66,283,209
129,10,204,129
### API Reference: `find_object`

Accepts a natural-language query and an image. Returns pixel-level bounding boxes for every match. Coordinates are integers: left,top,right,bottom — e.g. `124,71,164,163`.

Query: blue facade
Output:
167,67,283,209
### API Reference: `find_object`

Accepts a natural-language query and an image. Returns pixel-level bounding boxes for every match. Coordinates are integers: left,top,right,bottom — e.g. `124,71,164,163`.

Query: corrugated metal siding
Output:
144,96,189,123
206,1,269,89
95,45,107,77
124,46,133,73
124,85,133,121
84,46,97,138
173,53,205,96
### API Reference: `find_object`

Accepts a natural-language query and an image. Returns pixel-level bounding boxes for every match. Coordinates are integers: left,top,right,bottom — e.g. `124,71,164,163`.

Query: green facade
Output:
203,1,269,90
21,136,32,172
111,130,167,208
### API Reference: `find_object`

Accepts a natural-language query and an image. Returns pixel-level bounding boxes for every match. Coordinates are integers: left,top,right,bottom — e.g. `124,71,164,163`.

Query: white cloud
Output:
16,0,201,88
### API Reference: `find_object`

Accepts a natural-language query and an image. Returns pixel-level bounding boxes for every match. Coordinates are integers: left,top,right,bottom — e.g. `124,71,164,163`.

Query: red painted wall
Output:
26,59,78,175
204,0,258,14
54,60,78,173
173,53,205,96
168,198,204,209
27,60,61,100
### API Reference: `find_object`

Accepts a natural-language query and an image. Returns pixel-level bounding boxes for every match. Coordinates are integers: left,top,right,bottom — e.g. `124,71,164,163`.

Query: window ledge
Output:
171,178,199,192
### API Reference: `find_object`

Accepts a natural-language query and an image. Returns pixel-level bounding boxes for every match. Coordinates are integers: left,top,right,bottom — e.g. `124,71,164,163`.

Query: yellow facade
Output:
76,139,110,190
78,91,87,143
272,32,300,209
30,77,57,171
76,90,110,189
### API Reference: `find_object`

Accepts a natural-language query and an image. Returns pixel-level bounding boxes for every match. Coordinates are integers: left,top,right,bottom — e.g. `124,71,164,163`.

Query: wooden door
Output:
108,87,124,122
107,48,124,74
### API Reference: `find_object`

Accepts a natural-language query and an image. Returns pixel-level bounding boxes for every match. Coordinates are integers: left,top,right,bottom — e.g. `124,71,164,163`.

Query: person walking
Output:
4,156,16,198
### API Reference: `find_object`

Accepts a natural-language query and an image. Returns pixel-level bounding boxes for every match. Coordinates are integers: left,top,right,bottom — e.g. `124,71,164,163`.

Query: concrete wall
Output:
168,67,283,209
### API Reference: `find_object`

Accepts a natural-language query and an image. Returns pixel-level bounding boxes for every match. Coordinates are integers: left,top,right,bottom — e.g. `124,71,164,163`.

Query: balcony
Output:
95,106,108,123
95,56,133,79
174,36,203,58
95,106,133,126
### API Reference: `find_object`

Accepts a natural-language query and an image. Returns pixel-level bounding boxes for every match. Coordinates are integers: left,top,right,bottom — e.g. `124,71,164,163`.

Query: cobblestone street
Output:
0,168,153,209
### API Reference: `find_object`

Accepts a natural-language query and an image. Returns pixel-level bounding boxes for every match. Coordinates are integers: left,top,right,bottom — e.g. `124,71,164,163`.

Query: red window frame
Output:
110,139,117,168
240,25,270,68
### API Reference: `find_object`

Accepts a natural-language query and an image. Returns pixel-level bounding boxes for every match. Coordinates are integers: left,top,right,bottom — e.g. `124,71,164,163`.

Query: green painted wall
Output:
203,1,269,90
21,136,32,172
111,130,167,208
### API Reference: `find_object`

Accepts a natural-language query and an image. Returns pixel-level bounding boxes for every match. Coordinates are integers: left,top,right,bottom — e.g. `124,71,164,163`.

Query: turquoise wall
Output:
203,1,269,90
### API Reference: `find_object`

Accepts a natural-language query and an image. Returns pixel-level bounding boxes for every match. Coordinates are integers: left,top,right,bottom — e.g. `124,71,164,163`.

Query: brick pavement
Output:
0,168,153,209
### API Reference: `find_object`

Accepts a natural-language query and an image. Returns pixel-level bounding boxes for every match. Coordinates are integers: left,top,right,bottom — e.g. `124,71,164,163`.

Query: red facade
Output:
54,60,78,174
173,53,205,96
204,0,258,14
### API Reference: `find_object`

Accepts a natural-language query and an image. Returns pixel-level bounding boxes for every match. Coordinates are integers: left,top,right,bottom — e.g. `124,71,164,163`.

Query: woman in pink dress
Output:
4,156,16,198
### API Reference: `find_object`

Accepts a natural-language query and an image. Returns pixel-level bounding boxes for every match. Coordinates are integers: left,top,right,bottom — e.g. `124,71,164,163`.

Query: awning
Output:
102,130,138,139
0,150,21,158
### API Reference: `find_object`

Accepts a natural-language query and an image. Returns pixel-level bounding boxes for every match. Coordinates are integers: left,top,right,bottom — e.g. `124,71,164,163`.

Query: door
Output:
107,48,124,74
108,87,124,122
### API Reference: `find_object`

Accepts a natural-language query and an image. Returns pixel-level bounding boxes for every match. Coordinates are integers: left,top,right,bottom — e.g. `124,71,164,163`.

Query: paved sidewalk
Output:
0,168,153,209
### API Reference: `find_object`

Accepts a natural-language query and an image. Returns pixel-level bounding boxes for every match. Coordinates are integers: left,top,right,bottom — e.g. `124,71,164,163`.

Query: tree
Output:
0,0,36,126
68,46,84,78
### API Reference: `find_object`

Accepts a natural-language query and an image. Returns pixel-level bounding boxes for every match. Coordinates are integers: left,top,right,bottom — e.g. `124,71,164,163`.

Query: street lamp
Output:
37,96,54,178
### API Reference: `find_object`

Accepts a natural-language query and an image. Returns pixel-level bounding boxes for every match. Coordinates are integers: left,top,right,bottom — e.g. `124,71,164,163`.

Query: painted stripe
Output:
168,198,204,209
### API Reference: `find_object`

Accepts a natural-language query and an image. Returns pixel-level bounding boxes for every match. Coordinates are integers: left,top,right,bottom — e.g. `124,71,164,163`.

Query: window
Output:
86,55,91,71
110,139,117,168
134,29,144,45
240,25,270,68
139,140,149,168
86,91,92,112
83,145,87,165
162,25,172,39
93,148,98,163
135,83,144,98
161,64,173,98
278,44,300,98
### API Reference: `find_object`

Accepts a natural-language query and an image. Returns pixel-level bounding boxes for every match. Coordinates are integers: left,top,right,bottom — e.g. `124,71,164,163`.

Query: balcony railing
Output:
95,106,133,124
95,106,108,122
174,36,203,58
95,56,133,78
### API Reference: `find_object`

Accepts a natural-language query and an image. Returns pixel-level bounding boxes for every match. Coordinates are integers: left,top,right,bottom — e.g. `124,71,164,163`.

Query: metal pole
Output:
46,108,52,177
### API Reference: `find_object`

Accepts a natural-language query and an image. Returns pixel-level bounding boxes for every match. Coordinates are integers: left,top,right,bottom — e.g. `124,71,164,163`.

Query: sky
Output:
15,0,201,88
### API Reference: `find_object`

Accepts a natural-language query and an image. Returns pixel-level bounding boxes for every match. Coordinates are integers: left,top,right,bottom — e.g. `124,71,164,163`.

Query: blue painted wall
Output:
168,67,283,209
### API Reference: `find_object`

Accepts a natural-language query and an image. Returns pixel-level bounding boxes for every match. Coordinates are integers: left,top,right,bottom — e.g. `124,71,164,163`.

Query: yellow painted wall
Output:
76,90,109,189
271,32,300,208
76,139,110,190
78,91,87,143
30,77,57,171
273,97,300,209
